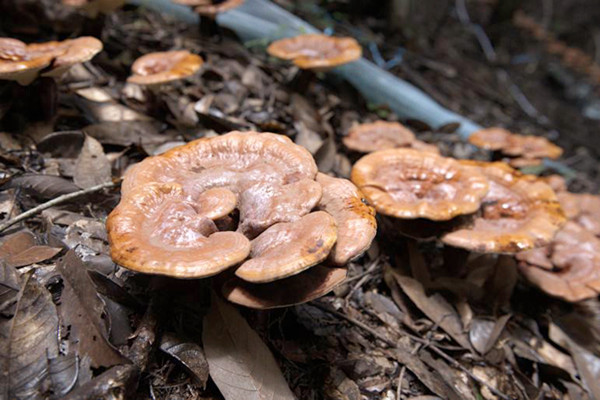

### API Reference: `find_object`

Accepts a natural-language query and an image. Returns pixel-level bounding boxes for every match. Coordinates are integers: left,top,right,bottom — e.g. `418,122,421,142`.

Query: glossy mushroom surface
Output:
267,34,362,70
518,222,600,302
127,50,204,86
108,131,376,285
442,161,566,253
351,149,490,221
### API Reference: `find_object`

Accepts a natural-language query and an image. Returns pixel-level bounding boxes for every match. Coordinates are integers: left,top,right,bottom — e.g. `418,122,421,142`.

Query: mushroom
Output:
267,34,362,71
468,127,512,151
518,222,600,302
502,134,563,160
62,0,125,18
234,211,338,283
127,50,204,86
222,265,347,309
316,173,376,265
343,121,416,153
193,0,244,17
441,161,566,254
557,192,600,236
106,182,251,278
107,131,377,307
351,148,490,221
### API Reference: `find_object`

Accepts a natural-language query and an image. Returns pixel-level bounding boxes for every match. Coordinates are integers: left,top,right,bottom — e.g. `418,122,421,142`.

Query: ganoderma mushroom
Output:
107,131,377,307
0,36,103,84
556,192,600,236
517,222,600,302
469,127,563,168
127,50,204,86
441,161,566,254
351,148,489,221
342,120,440,154
267,34,362,71
170,0,244,36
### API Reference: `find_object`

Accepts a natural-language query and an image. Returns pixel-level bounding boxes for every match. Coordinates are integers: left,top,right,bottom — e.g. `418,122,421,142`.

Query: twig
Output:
312,301,513,400
0,181,118,233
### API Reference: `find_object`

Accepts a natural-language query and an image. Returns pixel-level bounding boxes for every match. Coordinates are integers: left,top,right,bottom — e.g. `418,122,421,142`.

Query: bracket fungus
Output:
127,50,204,86
517,222,600,302
342,120,440,154
107,131,376,307
0,36,102,85
351,149,489,221
556,192,600,236
441,161,566,254
267,34,362,71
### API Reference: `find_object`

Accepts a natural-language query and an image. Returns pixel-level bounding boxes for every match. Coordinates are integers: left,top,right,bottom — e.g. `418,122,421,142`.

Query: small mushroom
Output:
503,134,563,160
518,222,600,302
0,38,53,85
193,0,244,17
234,211,338,283
222,265,347,309
127,50,204,86
468,127,512,151
351,148,490,221
441,161,566,253
267,34,362,71
316,173,376,265
343,121,416,153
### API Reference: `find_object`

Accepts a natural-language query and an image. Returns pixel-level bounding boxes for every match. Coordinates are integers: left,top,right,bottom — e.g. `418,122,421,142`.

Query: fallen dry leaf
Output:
73,135,112,189
160,332,209,388
202,293,295,400
55,251,126,368
0,272,59,399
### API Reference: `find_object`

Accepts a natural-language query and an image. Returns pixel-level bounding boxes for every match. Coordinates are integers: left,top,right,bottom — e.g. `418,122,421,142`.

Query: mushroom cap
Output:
557,192,600,236
234,211,338,283
468,127,512,151
441,161,566,254
267,34,362,70
106,182,251,278
127,50,204,86
222,265,347,309
503,134,563,159
351,149,490,221
343,121,416,153
518,222,600,302
0,36,102,84
193,0,244,17
507,157,543,168
316,173,376,265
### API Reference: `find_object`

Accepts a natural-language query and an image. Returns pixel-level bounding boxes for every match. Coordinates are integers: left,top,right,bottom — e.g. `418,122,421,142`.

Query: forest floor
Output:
1,0,600,399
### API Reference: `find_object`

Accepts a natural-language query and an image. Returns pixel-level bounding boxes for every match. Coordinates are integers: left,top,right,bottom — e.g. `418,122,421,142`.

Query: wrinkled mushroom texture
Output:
316,173,376,265
557,192,600,236
194,0,244,16
0,37,102,84
351,149,490,221
469,128,512,151
235,212,338,283
503,134,563,159
267,34,362,70
442,161,566,254
222,265,347,309
343,121,416,153
518,222,600,302
127,50,204,85
106,182,251,278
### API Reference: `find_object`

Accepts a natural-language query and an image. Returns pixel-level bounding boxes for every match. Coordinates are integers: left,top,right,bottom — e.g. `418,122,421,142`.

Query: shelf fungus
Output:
267,34,362,71
342,120,439,154
441,161,566,254
0,36,102,85
107,131,376,308
469,127,563,167
127,50,204,86
557,192,600,236
351,149,489,221
517,222,600,302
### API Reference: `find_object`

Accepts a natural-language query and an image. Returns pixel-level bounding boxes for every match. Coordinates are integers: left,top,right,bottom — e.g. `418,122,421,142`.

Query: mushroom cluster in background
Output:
0,36,103,84
107,131,377,309
469,127,563,168
127,50,204,86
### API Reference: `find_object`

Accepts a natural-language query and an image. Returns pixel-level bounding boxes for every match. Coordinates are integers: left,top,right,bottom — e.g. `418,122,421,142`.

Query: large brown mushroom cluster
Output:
469,127,563,168
107,131,376,309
